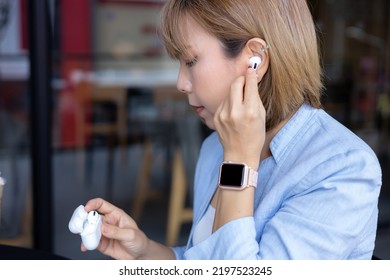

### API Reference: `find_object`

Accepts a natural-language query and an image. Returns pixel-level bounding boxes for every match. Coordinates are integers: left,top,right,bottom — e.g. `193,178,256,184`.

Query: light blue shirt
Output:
172,103,382,259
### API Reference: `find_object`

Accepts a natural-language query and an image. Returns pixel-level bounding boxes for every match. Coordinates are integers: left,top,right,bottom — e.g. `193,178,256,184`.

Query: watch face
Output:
219,163,245,187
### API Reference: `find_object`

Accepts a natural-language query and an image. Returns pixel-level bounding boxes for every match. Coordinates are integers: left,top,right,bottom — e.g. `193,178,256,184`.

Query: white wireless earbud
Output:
249,56,262,70
87,211,100,224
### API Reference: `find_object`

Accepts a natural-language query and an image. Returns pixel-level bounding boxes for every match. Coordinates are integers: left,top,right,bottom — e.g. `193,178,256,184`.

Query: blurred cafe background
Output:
0,0,389,259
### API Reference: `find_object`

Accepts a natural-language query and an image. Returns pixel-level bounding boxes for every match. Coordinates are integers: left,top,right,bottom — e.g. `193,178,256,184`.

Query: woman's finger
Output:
101,222,134,241
243,68,261,104
85,197,116,215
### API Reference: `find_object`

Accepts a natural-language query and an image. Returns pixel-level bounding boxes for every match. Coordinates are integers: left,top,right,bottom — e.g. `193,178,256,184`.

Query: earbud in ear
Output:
249,56,262,70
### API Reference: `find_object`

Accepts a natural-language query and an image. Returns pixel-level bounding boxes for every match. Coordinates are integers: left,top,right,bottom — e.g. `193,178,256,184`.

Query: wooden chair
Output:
130,137,160,222
75,81,127,154
127,85,204,246
74,81,128,199
165,113,202,246
165,147,193,246
130,86,182,222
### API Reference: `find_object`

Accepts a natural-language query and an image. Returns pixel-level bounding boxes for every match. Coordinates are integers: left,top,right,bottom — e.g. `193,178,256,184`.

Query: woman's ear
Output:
244,38,269,81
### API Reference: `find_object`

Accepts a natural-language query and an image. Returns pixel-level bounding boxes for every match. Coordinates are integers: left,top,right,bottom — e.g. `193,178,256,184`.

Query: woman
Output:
82,0,382,259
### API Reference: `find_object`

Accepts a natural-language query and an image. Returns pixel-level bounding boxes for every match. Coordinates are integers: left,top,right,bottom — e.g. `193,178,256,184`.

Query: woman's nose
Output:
176,66,192,94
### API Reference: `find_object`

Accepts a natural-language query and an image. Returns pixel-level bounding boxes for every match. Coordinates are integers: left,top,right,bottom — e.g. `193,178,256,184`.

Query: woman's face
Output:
176,16,244,130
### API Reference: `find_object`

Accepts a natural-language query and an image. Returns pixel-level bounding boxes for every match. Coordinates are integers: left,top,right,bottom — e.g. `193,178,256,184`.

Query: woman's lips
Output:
191,105,205,115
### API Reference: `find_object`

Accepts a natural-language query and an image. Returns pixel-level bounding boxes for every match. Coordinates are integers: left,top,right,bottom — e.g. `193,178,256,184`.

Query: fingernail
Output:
247,67,255,73
247,67,258,78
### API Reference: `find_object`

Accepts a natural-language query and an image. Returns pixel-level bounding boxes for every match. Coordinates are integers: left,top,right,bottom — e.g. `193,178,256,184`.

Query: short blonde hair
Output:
159,0,323,130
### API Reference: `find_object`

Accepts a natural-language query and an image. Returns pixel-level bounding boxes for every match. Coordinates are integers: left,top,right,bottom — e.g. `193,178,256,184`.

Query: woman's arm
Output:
212,68,264,231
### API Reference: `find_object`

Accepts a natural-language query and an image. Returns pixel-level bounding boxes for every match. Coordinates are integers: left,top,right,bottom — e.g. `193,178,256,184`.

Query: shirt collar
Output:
269,103,318,164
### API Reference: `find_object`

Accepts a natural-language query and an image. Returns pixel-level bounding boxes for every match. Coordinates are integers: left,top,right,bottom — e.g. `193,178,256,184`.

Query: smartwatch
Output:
218,161,258,190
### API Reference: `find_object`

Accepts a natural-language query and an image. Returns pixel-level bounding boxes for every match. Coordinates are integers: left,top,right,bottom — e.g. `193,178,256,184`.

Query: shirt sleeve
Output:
184,217,259,259
171,246,186,260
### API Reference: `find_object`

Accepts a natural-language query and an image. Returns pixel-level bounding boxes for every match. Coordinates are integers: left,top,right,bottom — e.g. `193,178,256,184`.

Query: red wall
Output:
58,0,92,148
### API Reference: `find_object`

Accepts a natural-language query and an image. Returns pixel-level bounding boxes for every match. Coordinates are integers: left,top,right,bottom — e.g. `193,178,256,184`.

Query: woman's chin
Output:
203,118,216,130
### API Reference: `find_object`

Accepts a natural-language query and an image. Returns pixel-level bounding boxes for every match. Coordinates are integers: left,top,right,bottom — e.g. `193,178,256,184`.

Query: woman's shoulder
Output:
284,104,377,159
314,108,378,159
293,106,381,182
275,104,381,180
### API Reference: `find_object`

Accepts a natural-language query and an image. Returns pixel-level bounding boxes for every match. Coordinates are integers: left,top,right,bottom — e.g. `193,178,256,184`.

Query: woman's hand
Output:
84,198,175,260
214,68,266,169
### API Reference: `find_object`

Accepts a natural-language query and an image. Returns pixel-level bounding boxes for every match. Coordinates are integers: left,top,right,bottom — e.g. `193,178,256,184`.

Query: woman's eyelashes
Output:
185,56,198,68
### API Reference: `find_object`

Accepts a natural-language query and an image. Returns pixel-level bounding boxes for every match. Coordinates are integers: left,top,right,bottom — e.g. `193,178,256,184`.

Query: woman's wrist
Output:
213,187,255,232
137,239,176,260
223,154,260,170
